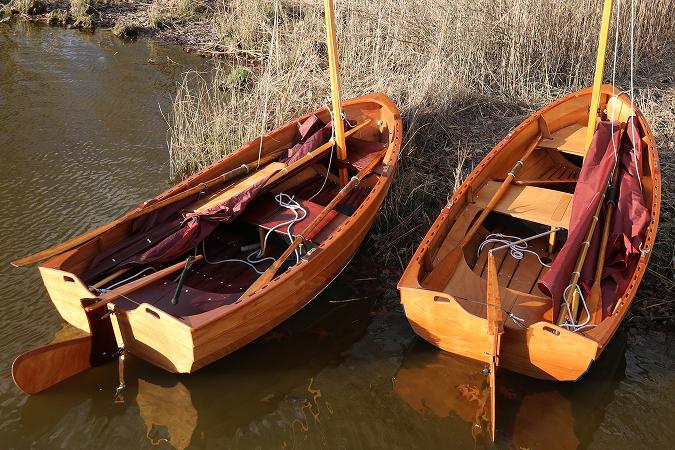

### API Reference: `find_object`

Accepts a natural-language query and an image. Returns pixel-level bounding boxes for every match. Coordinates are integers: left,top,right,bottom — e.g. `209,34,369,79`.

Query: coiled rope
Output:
478,233,552,268
202,192,307,274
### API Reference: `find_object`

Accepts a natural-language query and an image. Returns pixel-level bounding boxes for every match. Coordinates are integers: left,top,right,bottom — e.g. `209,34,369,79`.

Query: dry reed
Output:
167,0,675,319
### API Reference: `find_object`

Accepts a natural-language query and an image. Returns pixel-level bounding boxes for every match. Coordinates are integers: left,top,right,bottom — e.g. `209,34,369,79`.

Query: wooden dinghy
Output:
12,0,401,395
398,84,659,382
12,93,401,393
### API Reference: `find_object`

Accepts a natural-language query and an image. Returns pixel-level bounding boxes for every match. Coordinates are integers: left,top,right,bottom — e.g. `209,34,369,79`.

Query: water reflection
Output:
394,345,489,443
137,379,197,450
394,332,627,448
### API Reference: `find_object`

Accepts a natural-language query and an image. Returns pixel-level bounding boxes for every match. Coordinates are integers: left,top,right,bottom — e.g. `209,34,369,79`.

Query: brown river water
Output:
1,21,674,450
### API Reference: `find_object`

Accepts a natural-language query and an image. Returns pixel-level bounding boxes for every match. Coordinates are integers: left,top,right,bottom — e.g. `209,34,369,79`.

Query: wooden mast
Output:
584,0,613,151
567,0,613,323
323,0,349,186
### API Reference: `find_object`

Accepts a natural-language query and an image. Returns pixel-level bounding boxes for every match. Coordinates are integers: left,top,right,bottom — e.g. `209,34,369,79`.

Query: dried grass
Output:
148,0,205,29
167,0,675,320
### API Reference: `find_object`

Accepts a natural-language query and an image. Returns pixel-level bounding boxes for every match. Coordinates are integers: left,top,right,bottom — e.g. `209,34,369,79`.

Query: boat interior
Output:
42,112,393,324
419,92,655,331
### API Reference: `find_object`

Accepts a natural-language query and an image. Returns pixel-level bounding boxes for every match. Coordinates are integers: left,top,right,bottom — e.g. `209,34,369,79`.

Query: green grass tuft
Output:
226,66,252,88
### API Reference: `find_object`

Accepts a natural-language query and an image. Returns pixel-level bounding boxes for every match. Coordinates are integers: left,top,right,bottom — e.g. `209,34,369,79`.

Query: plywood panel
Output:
475,182,573,229
539,123,588,157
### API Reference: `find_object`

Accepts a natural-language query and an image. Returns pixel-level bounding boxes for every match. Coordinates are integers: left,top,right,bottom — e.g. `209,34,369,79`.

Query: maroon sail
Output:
85,115,333,282
539,118,649,320
598,117,650,318
538,121,621,319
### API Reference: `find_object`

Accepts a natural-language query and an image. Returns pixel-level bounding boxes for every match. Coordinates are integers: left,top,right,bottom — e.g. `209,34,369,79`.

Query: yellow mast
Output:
323,0,349,186
584,0,614,151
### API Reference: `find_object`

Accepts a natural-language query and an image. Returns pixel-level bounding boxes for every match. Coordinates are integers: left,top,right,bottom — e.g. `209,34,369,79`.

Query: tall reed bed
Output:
167,0,674,271
169,0,673,176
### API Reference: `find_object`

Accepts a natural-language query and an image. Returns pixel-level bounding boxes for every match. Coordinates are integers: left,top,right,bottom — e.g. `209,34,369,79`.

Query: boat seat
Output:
474,181,573,229
241,194,348,246
539,123,588,157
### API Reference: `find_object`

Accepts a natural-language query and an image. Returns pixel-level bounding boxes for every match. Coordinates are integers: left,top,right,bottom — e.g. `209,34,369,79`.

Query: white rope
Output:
308,102,336,202
478,233,551,268
202,241,267,274
255,193,307,263
105,267,157,290
202,192,307,274
559,284,597,332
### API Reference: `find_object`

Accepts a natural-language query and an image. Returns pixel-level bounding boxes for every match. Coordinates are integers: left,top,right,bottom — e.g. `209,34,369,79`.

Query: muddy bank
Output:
1,0,219,55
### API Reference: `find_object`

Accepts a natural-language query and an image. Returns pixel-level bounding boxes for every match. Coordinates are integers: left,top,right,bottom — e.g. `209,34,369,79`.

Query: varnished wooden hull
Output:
398,85,660,381
38,93,402,373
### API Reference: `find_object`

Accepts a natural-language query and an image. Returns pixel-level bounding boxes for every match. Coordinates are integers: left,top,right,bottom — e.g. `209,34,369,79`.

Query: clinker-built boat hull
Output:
398,85,660,381
36,93,402,373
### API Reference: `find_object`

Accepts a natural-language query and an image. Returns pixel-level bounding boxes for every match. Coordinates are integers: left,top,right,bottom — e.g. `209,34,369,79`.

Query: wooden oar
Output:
91,267,132,290
586,165,621,323
555,199,604,325
556,125,625,326
422,132,543,291
485,252,503,442
13,335,94,395
10,149,287,268
85,255,203,313
243,150,386,296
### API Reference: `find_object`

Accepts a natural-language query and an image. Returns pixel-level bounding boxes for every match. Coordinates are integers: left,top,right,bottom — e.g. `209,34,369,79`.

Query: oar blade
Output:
587,281,604,324
12,335,93,395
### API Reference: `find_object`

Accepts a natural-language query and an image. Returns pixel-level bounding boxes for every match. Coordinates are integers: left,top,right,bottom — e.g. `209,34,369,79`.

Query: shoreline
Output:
1,0,221,56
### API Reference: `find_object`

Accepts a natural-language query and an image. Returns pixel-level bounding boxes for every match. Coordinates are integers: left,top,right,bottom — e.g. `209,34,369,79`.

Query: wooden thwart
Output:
422,131,543,291
474,181,573,229
243,150,385,295
539,123,589,157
